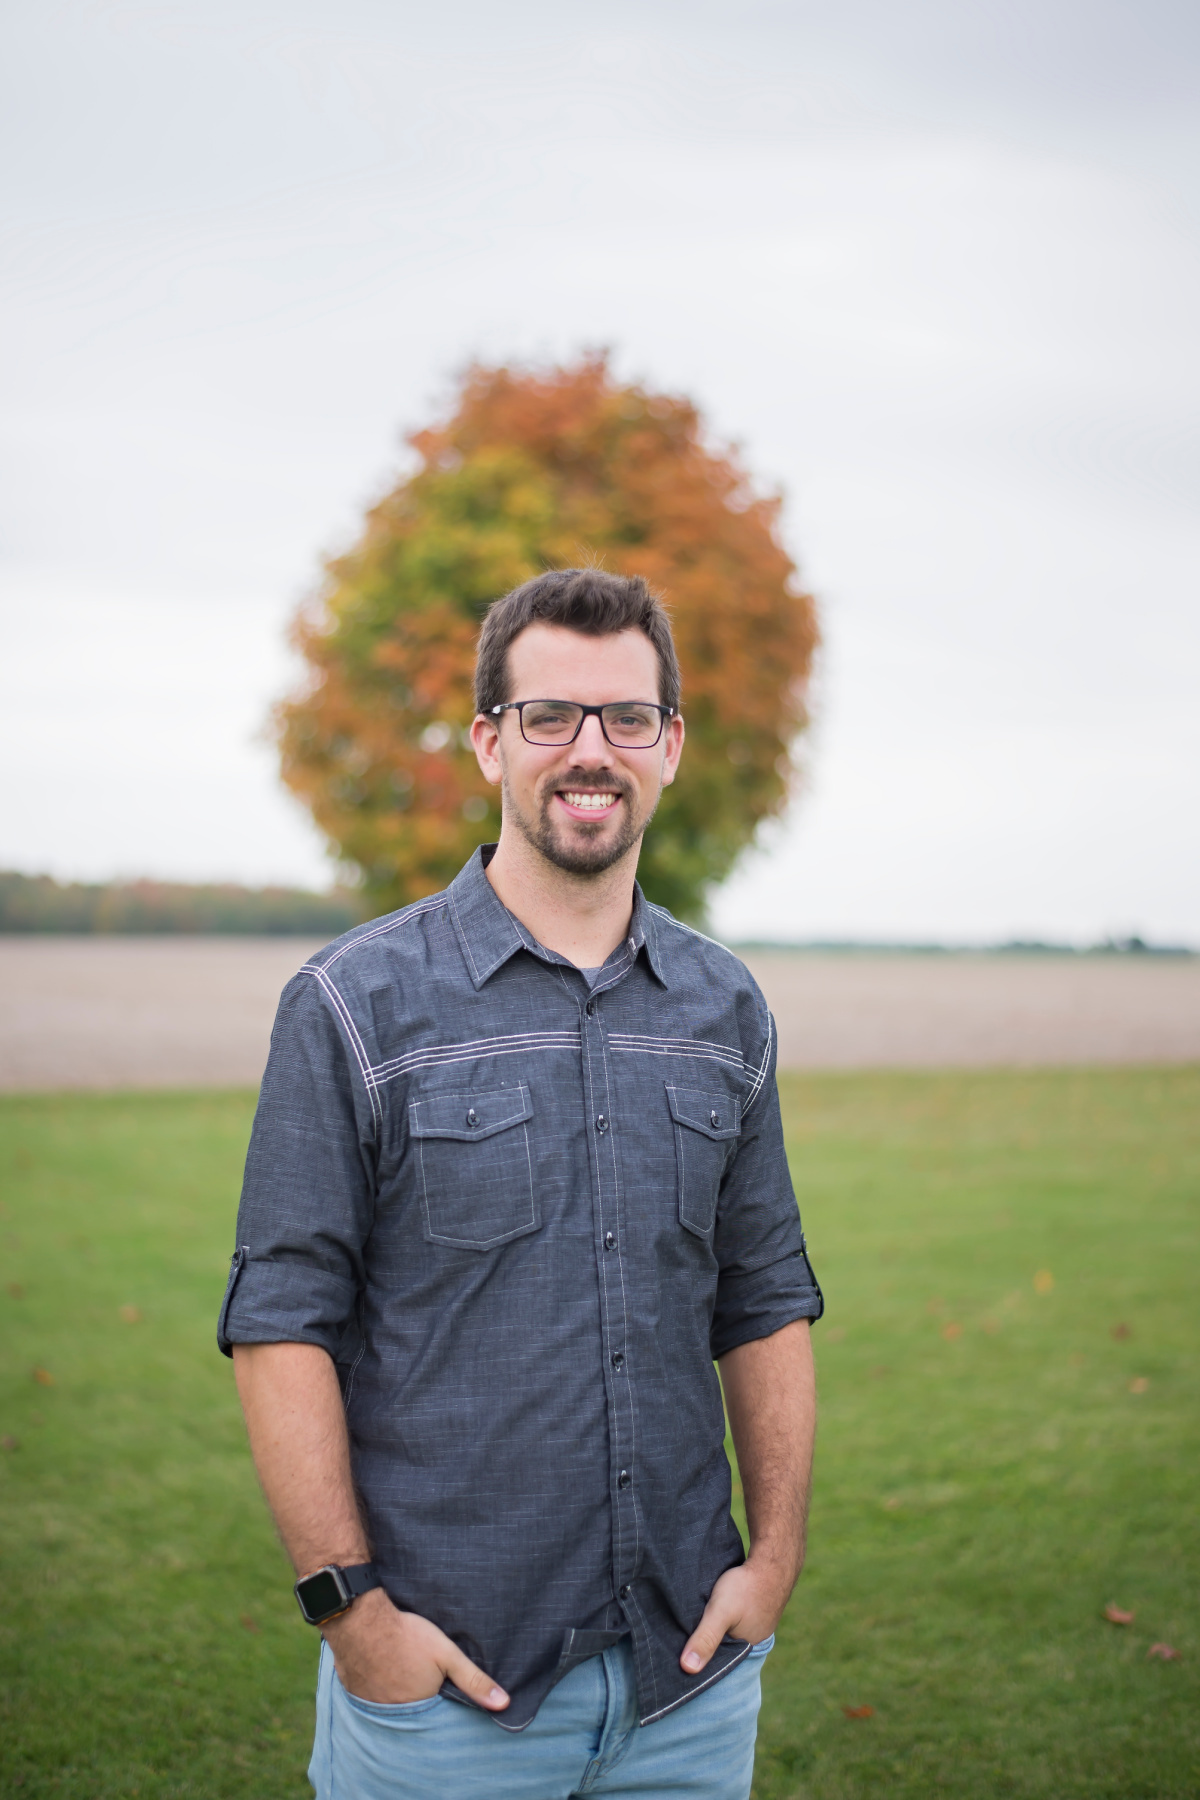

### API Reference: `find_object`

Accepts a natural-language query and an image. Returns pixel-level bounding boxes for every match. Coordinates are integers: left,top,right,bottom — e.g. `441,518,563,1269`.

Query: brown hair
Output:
474,568,681,715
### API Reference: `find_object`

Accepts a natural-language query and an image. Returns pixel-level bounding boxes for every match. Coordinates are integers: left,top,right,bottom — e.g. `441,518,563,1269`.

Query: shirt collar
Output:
447,847,669,991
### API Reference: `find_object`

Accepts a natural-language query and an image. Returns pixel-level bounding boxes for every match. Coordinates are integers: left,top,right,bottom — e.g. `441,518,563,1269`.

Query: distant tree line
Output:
0,871,364,935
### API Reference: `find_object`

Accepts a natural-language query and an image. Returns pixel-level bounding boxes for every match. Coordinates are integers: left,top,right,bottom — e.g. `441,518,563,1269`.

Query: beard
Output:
502,762,659,877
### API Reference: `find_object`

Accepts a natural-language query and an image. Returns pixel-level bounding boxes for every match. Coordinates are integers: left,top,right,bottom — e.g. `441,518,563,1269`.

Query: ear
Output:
470,713,504,786
659,713,685,788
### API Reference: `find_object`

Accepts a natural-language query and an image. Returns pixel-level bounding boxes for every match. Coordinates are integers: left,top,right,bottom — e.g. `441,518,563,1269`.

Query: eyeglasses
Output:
489,699,676,749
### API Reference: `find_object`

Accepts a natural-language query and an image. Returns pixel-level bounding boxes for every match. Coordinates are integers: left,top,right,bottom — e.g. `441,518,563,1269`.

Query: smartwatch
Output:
294,1561,382,1626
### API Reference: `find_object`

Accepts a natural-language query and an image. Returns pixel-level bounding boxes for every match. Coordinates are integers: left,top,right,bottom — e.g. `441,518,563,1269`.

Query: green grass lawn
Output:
1,1070,1197,1798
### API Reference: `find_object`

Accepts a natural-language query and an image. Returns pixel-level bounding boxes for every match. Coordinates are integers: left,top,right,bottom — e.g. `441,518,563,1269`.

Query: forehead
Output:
505,623,661,702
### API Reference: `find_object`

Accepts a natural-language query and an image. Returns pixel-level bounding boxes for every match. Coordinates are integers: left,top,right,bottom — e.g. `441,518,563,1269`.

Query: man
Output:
220,567,822,1800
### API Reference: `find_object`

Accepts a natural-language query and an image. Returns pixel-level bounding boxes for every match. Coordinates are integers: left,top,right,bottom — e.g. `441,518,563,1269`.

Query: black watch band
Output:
293,1561,381,1626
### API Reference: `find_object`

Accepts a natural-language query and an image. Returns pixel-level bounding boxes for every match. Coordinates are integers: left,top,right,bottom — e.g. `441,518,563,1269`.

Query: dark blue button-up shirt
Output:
219,847,822,1729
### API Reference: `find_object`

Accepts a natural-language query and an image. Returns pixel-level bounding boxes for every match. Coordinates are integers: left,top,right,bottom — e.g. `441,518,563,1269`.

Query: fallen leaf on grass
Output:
7,1283,24,1299
32,1367,54,1386
1111,1322,1131,1340
1033,1270,1054,1295
2,1435,18,1451
1129,1377,1149,1394
883,1497,901,1510
981,1317,999,1334
870,1365,890,1378
1147,1643,1180,1661
941,1321,963,1341
240,1614,261,1634
119,1304,142,1324
842,1705,874,1719
1104,1604,1135,1625
825,1327,845,1344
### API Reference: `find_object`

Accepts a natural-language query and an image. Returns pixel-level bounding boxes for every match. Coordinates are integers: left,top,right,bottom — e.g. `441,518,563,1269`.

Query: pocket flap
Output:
666,1085,742,1139
409,1085,533,1142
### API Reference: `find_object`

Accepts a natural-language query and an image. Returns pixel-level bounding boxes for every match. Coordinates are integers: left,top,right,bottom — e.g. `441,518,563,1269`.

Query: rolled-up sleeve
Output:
709,1007,823,1360
217,971,377,1358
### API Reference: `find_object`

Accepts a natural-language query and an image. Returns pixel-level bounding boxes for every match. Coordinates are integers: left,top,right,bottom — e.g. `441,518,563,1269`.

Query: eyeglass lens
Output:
520,702,664,747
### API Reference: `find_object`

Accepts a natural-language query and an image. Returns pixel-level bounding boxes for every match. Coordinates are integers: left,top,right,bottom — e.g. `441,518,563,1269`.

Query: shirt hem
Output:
637,1639,752,1725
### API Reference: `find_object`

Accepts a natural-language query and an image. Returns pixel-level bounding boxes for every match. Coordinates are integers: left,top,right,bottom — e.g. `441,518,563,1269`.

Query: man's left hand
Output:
679,1556,793,1673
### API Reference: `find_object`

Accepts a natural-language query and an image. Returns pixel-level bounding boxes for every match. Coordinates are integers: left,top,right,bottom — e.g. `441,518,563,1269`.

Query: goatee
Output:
503,768,655,876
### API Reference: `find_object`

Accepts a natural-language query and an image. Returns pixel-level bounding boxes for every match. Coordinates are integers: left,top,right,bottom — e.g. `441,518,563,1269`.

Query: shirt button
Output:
604,1231,617,1251
709,1109,720,1128
619,1584,630,1600
466,1108,478,1127
617,1469,631,1489
611,1350,625,1370
585,1000,595,1016
596,1114,609,1134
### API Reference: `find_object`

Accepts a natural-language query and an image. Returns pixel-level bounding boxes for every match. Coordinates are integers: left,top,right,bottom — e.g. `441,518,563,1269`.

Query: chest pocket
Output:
666,1085,743,1239
408,1085,538,1251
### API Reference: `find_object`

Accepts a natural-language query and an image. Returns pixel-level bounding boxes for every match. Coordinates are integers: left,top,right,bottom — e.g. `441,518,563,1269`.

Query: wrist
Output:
743,1545,803,1591
293,1558,381,1627
320,1584,390,1638
296,1549,370,1582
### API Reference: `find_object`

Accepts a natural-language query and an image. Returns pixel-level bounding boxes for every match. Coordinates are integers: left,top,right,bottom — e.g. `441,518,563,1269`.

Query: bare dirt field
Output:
2,937,1197,1091
738,947,1200,1068
0,938,322,1091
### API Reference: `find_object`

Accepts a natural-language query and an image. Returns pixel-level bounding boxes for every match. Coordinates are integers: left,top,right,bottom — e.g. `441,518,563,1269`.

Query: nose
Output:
574,712,614,761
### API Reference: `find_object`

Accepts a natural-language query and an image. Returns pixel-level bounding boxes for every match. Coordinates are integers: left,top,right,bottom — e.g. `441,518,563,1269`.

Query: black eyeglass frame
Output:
488,700,678,749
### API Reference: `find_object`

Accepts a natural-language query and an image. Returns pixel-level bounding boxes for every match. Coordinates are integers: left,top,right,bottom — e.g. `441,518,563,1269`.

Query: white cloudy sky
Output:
2,0,1198,943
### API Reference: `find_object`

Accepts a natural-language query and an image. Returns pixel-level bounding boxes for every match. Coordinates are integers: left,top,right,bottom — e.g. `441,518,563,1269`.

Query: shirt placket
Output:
578,976,642,1635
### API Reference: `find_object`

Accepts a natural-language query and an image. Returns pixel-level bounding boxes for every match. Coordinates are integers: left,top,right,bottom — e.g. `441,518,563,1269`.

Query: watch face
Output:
297,1569,345,1622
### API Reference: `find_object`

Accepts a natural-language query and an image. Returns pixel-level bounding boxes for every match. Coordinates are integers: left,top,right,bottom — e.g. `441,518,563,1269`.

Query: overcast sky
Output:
3,0,1198,943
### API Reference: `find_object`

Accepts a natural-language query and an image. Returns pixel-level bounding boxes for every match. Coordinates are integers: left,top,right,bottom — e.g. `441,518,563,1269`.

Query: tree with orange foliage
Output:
276,356,817,922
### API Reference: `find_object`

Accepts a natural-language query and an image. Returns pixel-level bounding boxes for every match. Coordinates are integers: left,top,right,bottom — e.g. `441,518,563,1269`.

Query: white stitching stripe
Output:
644,903,729,955
320,897,447,969
742,1012,773,1116
608,1033,748,1072
300,964,382,1131
370,1031,581,1084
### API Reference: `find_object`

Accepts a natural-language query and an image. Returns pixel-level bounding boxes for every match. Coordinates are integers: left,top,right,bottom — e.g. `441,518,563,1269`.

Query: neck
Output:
484,826,639,968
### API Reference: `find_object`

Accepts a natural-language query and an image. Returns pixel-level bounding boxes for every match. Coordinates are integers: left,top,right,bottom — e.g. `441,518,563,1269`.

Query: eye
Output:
604,705,660,741
522,702,579,737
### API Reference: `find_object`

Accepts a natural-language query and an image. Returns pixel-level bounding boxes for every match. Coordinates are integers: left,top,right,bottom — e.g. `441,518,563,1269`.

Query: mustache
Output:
547,767,632,796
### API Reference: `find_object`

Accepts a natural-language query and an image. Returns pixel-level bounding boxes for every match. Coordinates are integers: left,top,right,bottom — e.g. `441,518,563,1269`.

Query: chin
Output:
542,819,637,877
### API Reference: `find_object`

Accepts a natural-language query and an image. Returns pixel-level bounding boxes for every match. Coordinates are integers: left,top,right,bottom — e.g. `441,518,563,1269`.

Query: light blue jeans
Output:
309,1635,773,1800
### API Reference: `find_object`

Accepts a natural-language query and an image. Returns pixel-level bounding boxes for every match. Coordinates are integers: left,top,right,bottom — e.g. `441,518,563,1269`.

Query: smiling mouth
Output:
556,790,621,815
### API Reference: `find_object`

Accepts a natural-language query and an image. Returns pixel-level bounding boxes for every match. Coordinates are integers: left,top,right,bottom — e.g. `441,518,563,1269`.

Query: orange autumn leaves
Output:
1104,1605,1180,1661
276,356,818,921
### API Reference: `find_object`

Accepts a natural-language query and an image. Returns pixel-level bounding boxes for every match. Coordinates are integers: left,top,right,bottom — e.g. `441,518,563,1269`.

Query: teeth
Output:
563,792,618,810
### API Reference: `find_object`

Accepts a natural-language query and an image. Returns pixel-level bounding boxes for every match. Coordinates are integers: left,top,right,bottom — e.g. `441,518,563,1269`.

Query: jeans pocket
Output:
337,1683,447,1724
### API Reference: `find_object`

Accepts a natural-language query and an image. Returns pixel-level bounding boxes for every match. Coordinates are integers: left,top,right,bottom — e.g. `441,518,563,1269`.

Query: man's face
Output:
471,623,685,878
